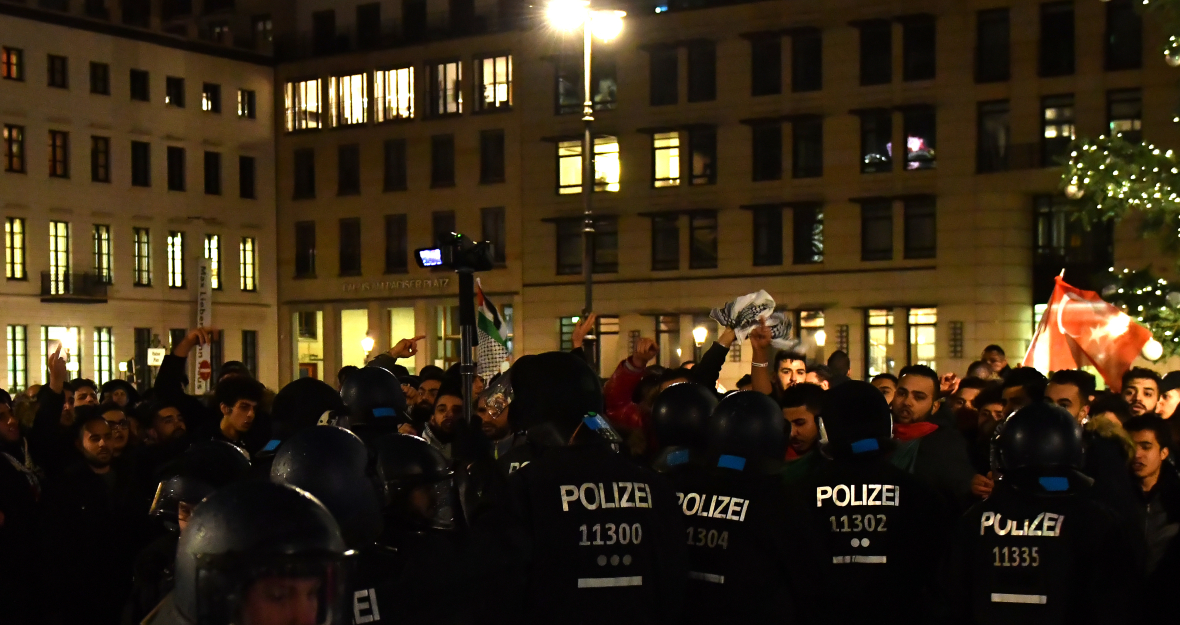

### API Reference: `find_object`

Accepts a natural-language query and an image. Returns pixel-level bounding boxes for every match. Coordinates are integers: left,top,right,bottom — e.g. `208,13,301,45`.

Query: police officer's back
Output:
943,402,1138,625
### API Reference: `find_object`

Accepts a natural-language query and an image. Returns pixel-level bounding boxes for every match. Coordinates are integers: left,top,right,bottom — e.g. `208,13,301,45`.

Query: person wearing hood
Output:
0,389,45,624
101,378,141,408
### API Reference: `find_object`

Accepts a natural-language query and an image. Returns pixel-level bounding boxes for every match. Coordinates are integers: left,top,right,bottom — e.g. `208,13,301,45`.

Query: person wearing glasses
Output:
98,402,134,458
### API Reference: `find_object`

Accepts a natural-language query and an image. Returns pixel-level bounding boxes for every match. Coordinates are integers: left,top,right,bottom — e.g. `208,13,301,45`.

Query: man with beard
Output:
422,382,464,459
1123,367,1163,417
478,382,516,460
410,366,446,428
890,364,976,511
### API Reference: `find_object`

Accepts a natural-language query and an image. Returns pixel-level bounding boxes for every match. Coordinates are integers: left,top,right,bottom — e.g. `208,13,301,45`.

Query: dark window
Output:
203,151,221,195
431,211,456,245
3,126,23,173
689,212,718,270
859,21,892,86
903,107,936,170
651,214,679,271
357,3,381,49
481,207,507,266
337,144,360,196
294,221,316,277
47,54,67,88
752,207,783,266
1040,2,1075,77
860,110,893,173
1105,1,1141,71
556,220,582,275
130,69,149,101
904,197,936,259
134,328,152,389
687,40,716,102
91,136,110,182
431,135,455,187
2,48,23,81
165,76,184,107
239,156,256,198
384,214,408,273
480,129,506,184
793,205,824,265
903,17,936,81
861,202,893,261
792,117,823,178
339,217,361,276
792,30,823,92
131,141,150,186
1033,195,1113,300
89,62,109,94
293,148,315,199
383,139,407,191
649,46,678,106
555,56,617,114
689,126,716,185
1042,95,1075,167
164,0,192,19
750,37,781,96
48,130,68,178
556,217,619,275
252,14,273,45
976,9,1010,82
241,330,257,379
202,83,221,113
166,146,185,191
312,9,337,56
1108,89,1142,144
403,0,427,39
751,123,782,181
977,100,1010,173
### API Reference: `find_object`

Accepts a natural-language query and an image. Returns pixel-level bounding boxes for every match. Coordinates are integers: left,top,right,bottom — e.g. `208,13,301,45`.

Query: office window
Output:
977,100,1010,173
432,211,456,247
859,21,892,85
860,110,893,173
293,148,315,199
47,54,67,88
689,126,716,185
5,218,24,280
555,220,581,275
1042,95,1075,166
93,224,111,284
2,47,23,81
751,123,782,181
294,221,316,278
865,309,895,377
47,221,69,295
383,139,407,191
90,136,110,182
908,308,937,371
4,125,24,173
902,17,936,81
752,207,783,267
237,89,256,118
861,201,893,261
904,197,936,259
209,22,230,42
202,83,221,113
687,40,716,102
432,61,462,115
337,144,360,195
240,237,257,291
480,129,506,184
253,14,273,44
48,131,69,178
92,327,113,385
236,155,256,199
903,107,936,170
651,214,679,271
793,205,824,264
241,330,257,378
649,46,678,106
1108,89,1142,144
133,227,151,286
556,136,621,194
90,62,109,94
7,326,27,391
375,67,414,121
165,76,185,107
750,37,781,96
204,234,221,290
792,117,823,178
339,218,361,276
285,79,323,131
131,141,150,186
431,135,455,187
555,56,618,114
653,132,680,187
384,214,408,273
1105,1,1142,71
689,212,718,269
481,207,507,266
130,69,149,101
792,30,823,92
167,231,185,288
555,216,618,275
329,73,368,126
166,146,185,191
312,8,337,54
201,151,221,195
477,55,512,110
357,3,381,48
1040,2,1075,77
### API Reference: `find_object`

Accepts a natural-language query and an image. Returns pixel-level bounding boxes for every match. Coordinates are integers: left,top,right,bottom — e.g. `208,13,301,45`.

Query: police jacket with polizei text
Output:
349,532,471,625
788,451,951,625
942,474,1138,625
468,441,688,625
668,462,822,625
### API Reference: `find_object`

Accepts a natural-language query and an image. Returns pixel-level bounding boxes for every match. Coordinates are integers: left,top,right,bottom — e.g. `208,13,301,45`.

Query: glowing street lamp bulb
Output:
547,0,589,31
814,329,827,347
692,326,708,347
591,10,626,41
361,335,375,354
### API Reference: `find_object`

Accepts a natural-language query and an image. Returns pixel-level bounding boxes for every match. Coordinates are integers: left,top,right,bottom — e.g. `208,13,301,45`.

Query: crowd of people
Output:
0,318,1177,625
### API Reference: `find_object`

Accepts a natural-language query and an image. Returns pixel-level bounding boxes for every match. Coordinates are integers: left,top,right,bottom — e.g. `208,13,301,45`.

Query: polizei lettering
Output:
560,482,654,511
979,511,1064,537
674,492,751,522
815,484,900,507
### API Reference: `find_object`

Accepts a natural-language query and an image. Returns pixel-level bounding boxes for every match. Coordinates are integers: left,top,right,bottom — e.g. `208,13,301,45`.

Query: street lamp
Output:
360,335,375,356
548,0,625,319
692,326,708,347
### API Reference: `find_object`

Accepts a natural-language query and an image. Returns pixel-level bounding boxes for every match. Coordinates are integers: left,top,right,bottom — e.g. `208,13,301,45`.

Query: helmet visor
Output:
194,554,350,625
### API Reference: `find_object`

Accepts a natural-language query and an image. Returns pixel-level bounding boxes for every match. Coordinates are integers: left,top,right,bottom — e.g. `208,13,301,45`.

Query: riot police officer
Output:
469,351,688,625
649,382,717,473
943,402,1138,624
338,365,414,441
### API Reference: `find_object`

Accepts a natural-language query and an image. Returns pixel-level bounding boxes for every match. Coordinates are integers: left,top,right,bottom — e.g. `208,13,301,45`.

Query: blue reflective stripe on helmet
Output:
717,455,746,471
666,449,690,466
850,438,880,454
1039,476,1070,492
372,407,397,418
261,439,281,452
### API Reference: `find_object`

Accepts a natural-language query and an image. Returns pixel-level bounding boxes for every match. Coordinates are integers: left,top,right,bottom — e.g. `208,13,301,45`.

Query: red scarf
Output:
893,421,939,442
785,446,802,461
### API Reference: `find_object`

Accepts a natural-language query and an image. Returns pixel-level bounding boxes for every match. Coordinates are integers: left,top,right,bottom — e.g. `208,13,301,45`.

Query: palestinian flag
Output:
477,279,511,380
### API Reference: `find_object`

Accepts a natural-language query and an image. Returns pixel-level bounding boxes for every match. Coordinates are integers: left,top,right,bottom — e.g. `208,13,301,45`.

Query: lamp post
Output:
360,335,375,362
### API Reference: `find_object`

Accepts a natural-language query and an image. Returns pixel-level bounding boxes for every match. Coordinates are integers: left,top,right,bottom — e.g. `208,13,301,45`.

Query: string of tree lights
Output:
1102,266,1180,358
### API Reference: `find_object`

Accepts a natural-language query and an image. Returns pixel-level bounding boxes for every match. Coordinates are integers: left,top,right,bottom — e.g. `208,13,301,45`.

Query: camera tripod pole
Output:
457,269,478,428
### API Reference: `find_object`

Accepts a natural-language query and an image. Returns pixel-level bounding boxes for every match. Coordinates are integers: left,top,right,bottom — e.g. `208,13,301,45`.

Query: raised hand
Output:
389,336,426,359
572,313,598,349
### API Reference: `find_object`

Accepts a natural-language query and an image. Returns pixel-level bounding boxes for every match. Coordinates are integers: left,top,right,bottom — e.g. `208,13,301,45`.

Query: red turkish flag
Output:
1023,276,1152,392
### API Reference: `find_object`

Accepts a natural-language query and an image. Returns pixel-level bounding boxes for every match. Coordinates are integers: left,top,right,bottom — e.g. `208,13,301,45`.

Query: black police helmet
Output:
996,401,1084,474
821,380,892,448
271,377,346,442
509,352,603,439
149,440,251,525
706,391,784,461
340,365,407,421
271,426,384,548
174,480,349,624
651,382,718,451
373,433,457,530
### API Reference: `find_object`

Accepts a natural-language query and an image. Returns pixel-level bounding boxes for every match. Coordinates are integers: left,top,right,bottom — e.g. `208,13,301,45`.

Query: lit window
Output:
133,227,152,286
4,125,24,173
797,310,825,353
1108,89,1141,144
329,73,368,126
284,79,323,131
237,89,257,119
240,237,257,292
375,67,414,121
93,224,111,284
1042,95,1075,165
908,307,937,371
432,61,462,115
93,327,113,385
167,231,185,288
48,221,69,295
652,132,680,187
204,234,221,289
7,325,26,391
556,137,621,194
2,47,23,81
866,308,895,377
477,55,512,110
202,83,221,113
5,217,25,280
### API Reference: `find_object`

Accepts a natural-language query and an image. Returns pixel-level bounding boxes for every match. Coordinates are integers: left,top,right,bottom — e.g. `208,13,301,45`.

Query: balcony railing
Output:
40,271,108,303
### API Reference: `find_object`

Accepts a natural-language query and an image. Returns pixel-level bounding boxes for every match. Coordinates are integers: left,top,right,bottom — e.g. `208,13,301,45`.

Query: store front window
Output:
294,311,323,380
